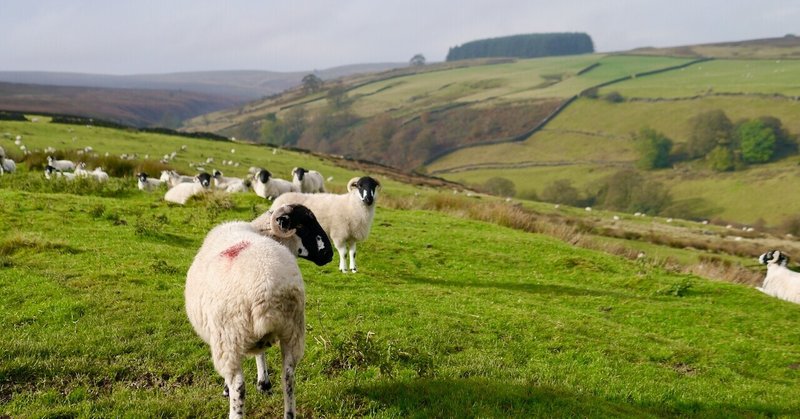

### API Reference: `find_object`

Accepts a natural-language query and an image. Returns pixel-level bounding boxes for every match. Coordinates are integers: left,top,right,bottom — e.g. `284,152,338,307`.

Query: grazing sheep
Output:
757,250,800,304
164,173,212,205
47,156,75,172
213,170,250,193
1,157,15,175
291,167,325,193
137,172,164,191
160,170,195,188
185,204,333,419
270,176,380,273
44,165,76,180
253,169,299,200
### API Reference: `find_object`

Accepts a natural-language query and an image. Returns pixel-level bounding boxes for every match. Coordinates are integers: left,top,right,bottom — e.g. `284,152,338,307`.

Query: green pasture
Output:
2,158,800,416
599,59,800,98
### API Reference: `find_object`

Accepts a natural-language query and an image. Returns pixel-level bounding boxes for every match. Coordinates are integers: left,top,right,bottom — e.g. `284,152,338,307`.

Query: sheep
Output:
1,157,15,175
213,170,250,193
757,250,800,304
185,204,333,419
47,156,75,172
75,163,108,182
164,173,212,205
137,172,164,191
44,165,76,180
0,145,4,159
291,167,325,193
253,169,299,200
270,176,380,273
160,170,195,188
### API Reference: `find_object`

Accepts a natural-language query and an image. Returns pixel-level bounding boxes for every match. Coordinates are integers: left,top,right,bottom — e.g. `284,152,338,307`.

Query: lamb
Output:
164,173,212,205
44,165,76,180
137,172,164,191
291,167,325,193
757,250,800,304
47,156,75,172
270,176,380,273
213,170,250,193
185,204,333,418
160,170,195,188
253,169,299,200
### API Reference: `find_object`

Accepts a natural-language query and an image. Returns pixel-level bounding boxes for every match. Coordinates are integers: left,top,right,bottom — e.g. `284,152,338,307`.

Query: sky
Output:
1,0,798,75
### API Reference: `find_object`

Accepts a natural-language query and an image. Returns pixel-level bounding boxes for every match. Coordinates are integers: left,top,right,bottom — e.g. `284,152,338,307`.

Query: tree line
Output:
446,33,594,61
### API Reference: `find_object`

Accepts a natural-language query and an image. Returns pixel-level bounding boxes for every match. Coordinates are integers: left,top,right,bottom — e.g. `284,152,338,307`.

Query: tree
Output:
540,179,580,206
410,54,426,67
483,177,516,197
326,83,350,110
707,146,736,172
635,127,673,170
687,110,733,159
757,116,797,158
594,170,672,214
301,74,323,94
737,119,776,164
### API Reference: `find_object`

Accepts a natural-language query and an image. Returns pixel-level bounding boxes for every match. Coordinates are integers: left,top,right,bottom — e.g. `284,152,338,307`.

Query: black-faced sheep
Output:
253,169,299,200
185,204,333,418
291,167,325,193
164,173,212,205
213,170,250,193
270,176,380,273
160,170,195,188
757,250,800,304
44,165,76,180
47,156,75,172
137,172,164,191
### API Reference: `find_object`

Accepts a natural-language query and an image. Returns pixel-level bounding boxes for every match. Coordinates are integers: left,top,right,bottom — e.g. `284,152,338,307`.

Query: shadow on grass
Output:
349,378,793,418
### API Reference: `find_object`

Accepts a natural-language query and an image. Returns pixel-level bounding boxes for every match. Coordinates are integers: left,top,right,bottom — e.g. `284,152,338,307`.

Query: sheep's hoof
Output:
257,379,273,395
350,268,358,273
339,269,348,273
223,384,229,398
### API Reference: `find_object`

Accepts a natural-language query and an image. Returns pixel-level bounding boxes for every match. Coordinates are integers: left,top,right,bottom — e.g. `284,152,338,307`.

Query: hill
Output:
2,117,800,416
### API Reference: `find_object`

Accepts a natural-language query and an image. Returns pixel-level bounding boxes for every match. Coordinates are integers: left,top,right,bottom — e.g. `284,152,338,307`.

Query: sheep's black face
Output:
295,167,307,181
281,205,333,266
356,176,380,206
196,173,212,188
213,170,222,179
258,170,272,184
759,250,788,266
137,172,148,182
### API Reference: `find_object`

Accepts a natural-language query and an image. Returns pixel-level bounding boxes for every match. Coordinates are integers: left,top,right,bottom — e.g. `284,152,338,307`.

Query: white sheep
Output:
213,170,250,193
270,176,380,273
160,170,195,188
44,165,76,180
1,157,15,175
137,172,164,191
74,163,109,182
185,204,333,419
47,156,75,172
757,250,800,304
164,173,212,205
291,167,326,193
253,169,299,200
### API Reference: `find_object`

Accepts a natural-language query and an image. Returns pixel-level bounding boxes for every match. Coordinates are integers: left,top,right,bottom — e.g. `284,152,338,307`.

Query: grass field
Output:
3,119,800,417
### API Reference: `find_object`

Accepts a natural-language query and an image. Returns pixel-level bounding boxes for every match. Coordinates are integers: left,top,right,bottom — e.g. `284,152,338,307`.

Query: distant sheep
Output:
271,176,380,273
757,250,800,304
75,163,109,182
164,173,212,205
213,170,250,193
185,204,333,418
253,169,299,200
291,167,325,193
47,156,75,172
137,172,164,191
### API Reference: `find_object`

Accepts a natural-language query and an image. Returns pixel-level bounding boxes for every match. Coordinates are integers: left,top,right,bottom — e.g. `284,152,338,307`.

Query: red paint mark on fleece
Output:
220,241,251,260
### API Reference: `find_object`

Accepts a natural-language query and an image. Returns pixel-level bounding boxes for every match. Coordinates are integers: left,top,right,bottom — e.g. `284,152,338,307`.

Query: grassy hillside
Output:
628,35,800,59
2,119,800,416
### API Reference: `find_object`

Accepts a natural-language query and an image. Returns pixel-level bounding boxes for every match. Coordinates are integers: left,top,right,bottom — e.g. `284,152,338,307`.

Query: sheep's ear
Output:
270,205,297,238
347,177,360,191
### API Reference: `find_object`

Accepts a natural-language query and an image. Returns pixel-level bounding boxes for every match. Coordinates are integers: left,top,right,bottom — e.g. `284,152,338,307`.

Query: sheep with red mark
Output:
185,204,333,418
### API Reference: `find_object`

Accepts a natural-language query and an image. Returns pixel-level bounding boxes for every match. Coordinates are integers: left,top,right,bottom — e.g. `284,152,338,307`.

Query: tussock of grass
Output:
0,234,80,256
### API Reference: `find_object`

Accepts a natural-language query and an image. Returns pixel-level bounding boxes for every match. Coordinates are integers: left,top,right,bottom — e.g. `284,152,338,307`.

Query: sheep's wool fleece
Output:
164,182,205,205
185,221,305,354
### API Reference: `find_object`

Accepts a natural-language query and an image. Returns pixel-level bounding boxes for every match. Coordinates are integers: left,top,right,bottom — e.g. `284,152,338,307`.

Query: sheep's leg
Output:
348,242,357,273
213,347,246,418
255,352,273,395
335,239,348,273
225,371,246,419
280,340,301,419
